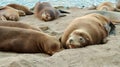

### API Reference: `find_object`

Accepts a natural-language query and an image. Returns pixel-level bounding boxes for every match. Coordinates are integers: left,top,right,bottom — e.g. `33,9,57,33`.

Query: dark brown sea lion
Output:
34,2,69,21
0,26,61,55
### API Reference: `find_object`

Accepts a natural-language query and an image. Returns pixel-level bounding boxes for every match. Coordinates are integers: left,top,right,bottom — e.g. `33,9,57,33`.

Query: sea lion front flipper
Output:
58,9,70,14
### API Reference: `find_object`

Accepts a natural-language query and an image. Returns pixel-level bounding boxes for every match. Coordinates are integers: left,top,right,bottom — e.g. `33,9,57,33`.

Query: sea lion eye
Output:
79,37,85,43
79,37,83,41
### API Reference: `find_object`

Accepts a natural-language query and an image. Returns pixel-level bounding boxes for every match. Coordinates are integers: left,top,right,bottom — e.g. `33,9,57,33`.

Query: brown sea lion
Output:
0,21,42,31
34,2,67,21
97,2,115,11
88,2,120,11
85,10,120,24
0,6,25,21
59,13,115,49
7,3,33,15
0,26,61,55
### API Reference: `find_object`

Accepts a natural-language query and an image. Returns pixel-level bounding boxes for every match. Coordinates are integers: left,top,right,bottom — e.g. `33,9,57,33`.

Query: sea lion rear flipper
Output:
58,9,70,14
104,21,116,35
59,14,66,17
109,21,116,35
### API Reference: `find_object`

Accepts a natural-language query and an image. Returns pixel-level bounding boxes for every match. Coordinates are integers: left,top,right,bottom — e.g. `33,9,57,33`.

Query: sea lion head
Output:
41,9,55,21
66,29,92,49
44,36,61,55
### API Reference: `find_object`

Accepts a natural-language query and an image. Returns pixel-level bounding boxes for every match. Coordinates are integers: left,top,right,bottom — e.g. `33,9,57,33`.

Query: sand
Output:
0,8,120,67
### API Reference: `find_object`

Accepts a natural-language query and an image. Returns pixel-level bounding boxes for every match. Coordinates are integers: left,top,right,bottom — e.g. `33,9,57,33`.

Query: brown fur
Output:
0,26,61,55
60,13,114,49
7,4,33,15
0,21,42,31
0,6,24,21
34,2,63,21
97,2,115,11
85,10,120,24
97,2,120,11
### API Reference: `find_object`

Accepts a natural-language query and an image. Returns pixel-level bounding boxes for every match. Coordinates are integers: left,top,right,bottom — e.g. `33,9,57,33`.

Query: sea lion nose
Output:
69,39,73,43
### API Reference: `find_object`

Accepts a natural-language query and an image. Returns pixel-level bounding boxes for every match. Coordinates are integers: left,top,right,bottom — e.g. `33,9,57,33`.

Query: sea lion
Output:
7,3,33,15
88,2,120,11
0,21,42,31
34,2,68,21
0,26,61,55
85,10,120,24
97,2,115,11
0,6,25,21
60,13,115,49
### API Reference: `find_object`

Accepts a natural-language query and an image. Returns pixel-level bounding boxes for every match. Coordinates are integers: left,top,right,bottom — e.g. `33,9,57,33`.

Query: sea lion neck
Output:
35,32,50,53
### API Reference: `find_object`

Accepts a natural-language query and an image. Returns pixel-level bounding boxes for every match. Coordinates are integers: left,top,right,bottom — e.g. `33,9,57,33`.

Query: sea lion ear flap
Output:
85,37,92,45
109,21,116,35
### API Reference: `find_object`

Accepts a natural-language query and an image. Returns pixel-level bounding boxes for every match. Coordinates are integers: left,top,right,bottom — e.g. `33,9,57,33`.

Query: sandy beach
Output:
0,8,120,67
